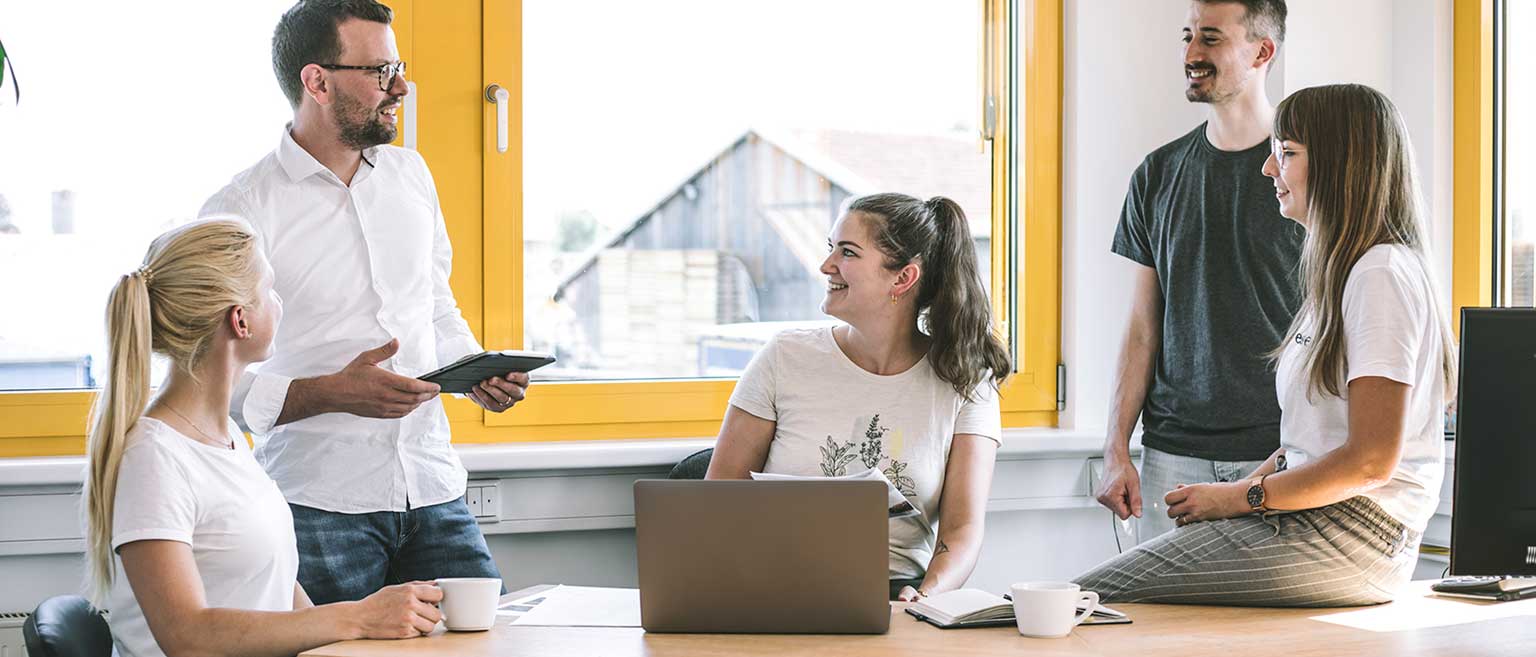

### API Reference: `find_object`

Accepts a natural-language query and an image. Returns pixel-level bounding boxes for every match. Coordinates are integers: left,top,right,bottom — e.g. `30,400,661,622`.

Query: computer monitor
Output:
1450,308,1536,576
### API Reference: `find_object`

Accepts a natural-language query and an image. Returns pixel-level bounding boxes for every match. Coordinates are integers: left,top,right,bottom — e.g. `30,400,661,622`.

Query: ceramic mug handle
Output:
1072,591,1100,627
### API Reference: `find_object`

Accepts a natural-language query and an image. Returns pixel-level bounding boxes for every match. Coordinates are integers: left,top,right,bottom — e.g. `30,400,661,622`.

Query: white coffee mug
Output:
436,577,502,631
1009,581,1099,638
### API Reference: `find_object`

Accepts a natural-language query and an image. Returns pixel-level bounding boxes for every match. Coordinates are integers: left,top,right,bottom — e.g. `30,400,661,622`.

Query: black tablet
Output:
418,350,555,394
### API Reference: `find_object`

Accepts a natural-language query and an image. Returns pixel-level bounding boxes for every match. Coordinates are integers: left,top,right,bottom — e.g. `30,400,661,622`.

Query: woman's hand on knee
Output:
1164,481,1249,526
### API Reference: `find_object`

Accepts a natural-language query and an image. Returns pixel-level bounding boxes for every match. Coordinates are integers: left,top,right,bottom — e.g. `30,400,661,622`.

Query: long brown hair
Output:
83,219,263,606
847,193,1011,399
1269,84,1456,399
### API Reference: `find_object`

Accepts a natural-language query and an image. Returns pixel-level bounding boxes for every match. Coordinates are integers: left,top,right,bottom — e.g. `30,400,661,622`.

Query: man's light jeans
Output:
1135,446,1268,544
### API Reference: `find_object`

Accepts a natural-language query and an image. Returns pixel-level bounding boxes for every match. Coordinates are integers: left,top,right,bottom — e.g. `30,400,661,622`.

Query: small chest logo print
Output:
1293,332,1313,346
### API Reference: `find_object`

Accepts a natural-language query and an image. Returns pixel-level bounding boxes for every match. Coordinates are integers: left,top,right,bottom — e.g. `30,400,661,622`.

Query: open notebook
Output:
905,588,1130,629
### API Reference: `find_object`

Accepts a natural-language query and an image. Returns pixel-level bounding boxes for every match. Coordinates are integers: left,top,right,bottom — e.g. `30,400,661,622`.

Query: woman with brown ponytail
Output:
84,220,445,657
708,193,1011,601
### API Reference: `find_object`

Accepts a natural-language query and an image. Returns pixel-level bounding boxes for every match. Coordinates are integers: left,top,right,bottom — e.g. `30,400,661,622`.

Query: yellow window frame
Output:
470,0,1062,443
1453,0,1495,325
0,0,1061,455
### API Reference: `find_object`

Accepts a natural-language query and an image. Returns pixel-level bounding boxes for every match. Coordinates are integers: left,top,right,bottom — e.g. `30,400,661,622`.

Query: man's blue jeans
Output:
1136,446,1268,544
290,498,503,604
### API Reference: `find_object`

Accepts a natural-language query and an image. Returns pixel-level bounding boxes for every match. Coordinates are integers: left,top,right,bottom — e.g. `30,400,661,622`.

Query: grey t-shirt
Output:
1111,123,1305,462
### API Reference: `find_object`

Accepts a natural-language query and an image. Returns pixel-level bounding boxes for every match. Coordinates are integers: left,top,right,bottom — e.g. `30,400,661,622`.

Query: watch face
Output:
1247,484,1265,508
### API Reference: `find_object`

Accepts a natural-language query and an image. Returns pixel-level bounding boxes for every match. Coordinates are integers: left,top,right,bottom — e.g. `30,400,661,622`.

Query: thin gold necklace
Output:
162,402,234,450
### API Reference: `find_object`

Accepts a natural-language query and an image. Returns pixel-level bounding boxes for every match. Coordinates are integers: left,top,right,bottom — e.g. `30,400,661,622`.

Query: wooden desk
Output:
301,583,1536,657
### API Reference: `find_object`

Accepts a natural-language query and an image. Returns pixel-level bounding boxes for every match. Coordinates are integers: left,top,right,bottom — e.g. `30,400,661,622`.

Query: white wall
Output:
1060,0,1206,432
1286,0,1455,305
0,445,1132,615
1059,0,1456,432
1394,0,1457,307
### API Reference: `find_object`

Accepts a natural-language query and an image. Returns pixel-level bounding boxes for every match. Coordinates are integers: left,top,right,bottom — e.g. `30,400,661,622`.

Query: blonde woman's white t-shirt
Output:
728,327,1002,579
1275,244,1445,531
106,417,299,657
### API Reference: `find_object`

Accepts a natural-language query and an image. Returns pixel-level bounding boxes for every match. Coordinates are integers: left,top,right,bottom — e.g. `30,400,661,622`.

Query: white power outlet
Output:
465,479,501,524
0,616,29,657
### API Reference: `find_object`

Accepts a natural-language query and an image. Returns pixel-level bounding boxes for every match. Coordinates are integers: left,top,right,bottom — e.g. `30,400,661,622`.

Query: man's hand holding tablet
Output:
418,350,555,413
467,372,528,413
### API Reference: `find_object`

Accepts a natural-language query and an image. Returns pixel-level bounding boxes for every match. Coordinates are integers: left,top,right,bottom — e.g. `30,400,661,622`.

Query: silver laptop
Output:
633,479,891,634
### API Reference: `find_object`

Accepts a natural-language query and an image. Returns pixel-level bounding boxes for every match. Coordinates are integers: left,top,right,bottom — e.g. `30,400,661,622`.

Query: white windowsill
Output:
0,427,1123,488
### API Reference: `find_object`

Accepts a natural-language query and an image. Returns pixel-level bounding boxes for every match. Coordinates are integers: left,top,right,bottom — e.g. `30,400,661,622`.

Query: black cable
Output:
1111,511,1125,554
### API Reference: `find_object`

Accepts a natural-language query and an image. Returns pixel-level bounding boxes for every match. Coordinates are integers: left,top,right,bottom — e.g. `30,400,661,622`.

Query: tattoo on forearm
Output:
936,540,950,555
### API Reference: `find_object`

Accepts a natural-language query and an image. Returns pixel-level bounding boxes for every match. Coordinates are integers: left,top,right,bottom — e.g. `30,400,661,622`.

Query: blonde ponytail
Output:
84,272,154,605
82,218,263,606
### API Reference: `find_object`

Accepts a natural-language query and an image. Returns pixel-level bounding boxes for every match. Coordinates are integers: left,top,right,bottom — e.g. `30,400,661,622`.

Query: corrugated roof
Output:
554,127,994,295
770,127,993,237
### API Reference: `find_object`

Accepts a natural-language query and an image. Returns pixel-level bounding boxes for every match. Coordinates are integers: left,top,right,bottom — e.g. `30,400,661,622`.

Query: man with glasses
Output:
1093,0,1303,542
201,0,526,604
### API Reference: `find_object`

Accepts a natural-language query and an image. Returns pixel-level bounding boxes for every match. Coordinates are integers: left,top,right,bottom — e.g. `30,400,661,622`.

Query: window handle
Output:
485,84,509,154
978,0,998,143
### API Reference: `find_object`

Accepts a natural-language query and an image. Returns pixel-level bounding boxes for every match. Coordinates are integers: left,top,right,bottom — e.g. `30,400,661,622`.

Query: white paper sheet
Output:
495,589,552,619
509,585,642,627
1310,592,1536,632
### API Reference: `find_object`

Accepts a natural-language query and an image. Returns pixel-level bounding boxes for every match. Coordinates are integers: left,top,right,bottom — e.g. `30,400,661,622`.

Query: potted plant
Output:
0,36,18,105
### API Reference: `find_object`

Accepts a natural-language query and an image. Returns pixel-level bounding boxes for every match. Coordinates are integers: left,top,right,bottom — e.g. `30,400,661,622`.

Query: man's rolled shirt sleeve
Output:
231,369,294,435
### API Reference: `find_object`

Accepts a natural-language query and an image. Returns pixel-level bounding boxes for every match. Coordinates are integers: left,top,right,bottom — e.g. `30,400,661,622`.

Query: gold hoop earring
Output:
890,294,899,305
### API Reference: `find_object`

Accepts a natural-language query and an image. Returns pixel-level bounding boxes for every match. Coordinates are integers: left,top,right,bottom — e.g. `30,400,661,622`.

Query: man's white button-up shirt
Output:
201,128,481,513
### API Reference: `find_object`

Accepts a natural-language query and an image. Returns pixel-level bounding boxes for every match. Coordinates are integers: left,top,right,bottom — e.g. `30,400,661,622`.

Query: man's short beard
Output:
1186,80,1234,104
334,91,397,150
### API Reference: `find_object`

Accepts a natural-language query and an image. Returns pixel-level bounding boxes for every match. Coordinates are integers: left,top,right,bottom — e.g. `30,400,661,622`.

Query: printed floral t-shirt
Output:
728,326,1002,579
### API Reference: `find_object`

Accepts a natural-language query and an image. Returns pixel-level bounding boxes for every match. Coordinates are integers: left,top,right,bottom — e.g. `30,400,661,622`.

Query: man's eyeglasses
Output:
318,61,406,92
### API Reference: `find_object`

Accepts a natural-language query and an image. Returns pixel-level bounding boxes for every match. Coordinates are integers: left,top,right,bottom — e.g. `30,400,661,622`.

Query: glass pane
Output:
0,2,294,390
522,0,993,381
1503,0,1536,305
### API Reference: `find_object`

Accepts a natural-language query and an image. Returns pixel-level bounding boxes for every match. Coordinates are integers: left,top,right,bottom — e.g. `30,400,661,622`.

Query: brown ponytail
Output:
847,193,1012,399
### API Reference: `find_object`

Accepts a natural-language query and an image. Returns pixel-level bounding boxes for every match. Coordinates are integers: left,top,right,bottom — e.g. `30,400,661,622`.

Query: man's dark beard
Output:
1185,65,1218,103
335,91,398,150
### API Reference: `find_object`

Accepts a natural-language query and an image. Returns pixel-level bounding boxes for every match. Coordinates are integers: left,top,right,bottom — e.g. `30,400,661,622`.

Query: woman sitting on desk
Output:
707,193,1010,602
1074,83,1456,606
83,220,444,657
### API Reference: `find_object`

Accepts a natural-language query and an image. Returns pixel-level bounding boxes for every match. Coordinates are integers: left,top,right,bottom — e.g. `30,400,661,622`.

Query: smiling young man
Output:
200,0,526,604
1093,0,1304,542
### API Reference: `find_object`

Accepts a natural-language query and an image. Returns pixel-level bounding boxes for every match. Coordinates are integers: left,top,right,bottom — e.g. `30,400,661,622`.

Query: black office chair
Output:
668,448,713,479
23,595,113,657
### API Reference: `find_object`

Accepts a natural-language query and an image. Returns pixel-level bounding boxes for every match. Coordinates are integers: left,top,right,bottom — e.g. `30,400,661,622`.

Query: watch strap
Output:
1248,473,1270,514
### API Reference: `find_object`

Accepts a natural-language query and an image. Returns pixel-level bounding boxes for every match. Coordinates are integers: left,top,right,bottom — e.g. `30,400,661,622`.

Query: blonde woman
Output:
1073,84,1455,606
83,220,444,657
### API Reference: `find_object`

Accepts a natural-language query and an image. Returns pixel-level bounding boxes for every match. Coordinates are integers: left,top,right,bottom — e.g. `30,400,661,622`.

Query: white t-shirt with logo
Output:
728,327,1002,579
107,417,300,657
1275,244,1445,531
